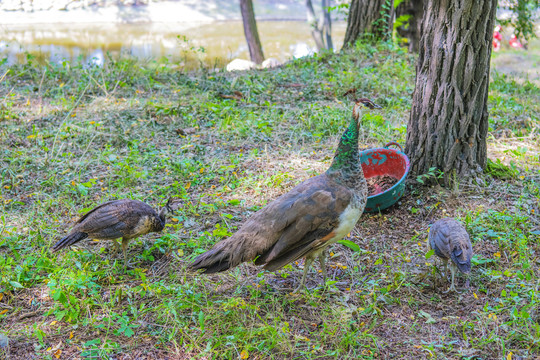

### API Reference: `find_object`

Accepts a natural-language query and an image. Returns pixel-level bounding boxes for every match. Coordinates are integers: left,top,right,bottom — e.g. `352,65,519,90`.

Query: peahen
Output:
428,217,473,292
189,98,381,290
51,198,176,270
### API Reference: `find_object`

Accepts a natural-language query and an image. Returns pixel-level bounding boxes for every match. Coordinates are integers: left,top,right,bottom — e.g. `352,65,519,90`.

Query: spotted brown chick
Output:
189,98,381,291
52,198,176,270
428,217,473,292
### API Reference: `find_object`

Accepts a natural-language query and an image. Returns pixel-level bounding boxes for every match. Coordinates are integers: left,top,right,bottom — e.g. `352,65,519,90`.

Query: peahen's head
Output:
159,197,180,220
327,98,381,175
352,98,381,121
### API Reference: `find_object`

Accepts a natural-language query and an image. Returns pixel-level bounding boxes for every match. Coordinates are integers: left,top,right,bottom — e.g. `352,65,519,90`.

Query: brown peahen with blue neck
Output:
189,98,381,290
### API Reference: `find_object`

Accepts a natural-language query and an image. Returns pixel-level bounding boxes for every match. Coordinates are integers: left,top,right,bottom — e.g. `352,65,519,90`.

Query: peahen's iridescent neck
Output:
327,111,361,175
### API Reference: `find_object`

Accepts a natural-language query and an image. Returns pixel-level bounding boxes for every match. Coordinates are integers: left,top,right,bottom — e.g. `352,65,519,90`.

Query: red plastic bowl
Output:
360,142,410,212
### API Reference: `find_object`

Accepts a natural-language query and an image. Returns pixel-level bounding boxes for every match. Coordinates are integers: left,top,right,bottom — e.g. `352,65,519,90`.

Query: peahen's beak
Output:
355,98,382,109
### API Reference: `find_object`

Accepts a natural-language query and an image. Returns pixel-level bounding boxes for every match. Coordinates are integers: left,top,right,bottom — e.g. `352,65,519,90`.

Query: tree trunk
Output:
306,0,325,50
321,0,334,50
395,0,423,52
306,0,333,51
240,0,264,64
342,0,394,48
405,0,497,185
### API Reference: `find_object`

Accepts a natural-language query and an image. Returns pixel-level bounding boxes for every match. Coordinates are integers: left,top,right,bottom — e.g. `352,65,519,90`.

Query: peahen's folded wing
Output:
73,200,137,239
189,174,353,273
429,219,452,259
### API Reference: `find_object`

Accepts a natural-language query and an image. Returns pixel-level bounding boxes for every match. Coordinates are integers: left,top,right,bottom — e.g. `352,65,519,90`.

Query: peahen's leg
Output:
294,257,314,292
443,263,459,293
442,258,448,280
112,239,121,256
318,251,328,284
449,263,458,292
121,238,130,271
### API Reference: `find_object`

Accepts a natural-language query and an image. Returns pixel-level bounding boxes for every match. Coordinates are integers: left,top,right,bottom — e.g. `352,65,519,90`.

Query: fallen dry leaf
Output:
218,91,243,100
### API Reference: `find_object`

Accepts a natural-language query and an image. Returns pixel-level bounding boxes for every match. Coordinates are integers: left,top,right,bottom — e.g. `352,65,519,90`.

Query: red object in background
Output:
493,25,525,50
493,39,501,51
493,26,502,51
494,28,502,41
509,34,524,48
360,142,410,212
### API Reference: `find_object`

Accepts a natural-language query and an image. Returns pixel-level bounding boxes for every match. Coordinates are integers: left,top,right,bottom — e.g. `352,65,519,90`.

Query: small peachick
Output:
428,217,473,292
51,198,176,270
189,98,381,290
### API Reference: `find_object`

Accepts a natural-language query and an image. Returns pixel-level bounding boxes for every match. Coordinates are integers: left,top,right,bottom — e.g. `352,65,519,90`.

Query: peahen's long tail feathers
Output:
189,255,231,274
189,248,232,274
51,232,88,252
188,237,249,274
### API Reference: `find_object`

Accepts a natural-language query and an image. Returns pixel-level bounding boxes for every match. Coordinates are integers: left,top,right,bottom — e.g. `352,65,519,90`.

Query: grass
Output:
0,39,539,359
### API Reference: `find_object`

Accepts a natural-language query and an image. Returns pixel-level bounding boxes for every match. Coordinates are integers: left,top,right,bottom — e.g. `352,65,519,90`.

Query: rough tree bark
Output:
342,0,394,48
240,0,264,64
395,0,423,52
405,0,497,184
306,0,333,51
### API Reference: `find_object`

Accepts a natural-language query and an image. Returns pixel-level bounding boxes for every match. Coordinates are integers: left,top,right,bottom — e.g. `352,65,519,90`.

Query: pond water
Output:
0,20,346,68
